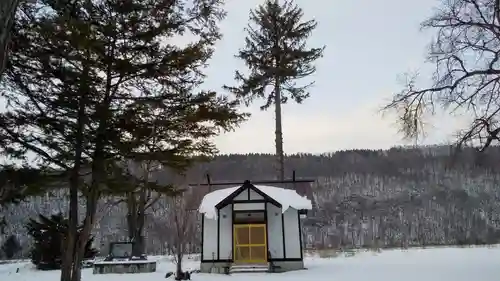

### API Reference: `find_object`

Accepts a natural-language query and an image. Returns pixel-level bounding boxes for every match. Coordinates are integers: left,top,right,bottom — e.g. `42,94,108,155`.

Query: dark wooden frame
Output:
233,210,266,224
199,178,314,264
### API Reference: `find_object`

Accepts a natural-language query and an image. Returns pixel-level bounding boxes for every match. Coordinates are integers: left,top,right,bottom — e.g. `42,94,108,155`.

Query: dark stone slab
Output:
93,260,157,274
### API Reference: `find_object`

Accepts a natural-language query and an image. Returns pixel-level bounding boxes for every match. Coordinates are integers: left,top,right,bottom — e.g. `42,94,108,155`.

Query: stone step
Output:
230,264,269,274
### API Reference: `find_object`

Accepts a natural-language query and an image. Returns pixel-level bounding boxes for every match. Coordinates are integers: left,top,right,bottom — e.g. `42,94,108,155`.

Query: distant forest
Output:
3,145,500,257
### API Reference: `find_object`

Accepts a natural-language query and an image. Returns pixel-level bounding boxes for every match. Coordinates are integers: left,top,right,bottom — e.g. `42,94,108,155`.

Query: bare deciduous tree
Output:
121,161,168,257
150,187,199,280
383,0,500,151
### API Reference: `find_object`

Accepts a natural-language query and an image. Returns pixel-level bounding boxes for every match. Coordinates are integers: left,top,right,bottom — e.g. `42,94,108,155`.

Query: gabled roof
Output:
214,180,281,209
189,177,314,207
198,180,313,219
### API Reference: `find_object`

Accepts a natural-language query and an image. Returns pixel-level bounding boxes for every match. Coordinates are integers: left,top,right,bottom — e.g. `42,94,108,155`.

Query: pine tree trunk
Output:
60,225,75,281
68,54,105,281
274,78,285,181
70,252,81,281
0,0,19,78
71,190,98,281
73,210,96,281
60,81,87,281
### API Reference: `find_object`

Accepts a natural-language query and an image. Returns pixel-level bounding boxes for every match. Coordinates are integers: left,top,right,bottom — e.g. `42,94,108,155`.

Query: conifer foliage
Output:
224,0,324,180
1,234,21,259
0,0,19,78
26,213,98,271
2,0,246,280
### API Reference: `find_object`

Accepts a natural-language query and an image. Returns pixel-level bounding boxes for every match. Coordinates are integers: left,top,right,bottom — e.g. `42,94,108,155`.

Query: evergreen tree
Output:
3,1,245,280
1,234,21,259
0,0,19,78
26,213,98,271
224,0,324,180
115,81,247,256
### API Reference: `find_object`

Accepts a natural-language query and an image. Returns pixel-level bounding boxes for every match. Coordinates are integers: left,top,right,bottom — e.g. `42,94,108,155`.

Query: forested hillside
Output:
3,145,500,257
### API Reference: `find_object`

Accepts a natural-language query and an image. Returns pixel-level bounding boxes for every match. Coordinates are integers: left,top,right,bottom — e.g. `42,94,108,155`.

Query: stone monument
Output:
93,241,156,274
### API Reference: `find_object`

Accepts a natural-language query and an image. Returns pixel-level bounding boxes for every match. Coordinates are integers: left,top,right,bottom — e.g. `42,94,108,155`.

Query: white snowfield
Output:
2,246,500,281
198,185,312,219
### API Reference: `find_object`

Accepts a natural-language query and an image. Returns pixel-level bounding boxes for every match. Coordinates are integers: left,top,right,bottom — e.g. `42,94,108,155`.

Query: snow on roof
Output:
198,185,312,219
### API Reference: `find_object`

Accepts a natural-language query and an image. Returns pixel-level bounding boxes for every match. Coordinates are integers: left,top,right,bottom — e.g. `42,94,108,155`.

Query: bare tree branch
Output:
383,0,500,152
149,186,199,277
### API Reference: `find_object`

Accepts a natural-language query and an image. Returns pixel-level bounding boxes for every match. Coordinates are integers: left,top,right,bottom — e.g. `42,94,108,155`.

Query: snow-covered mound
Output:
199,185,312,219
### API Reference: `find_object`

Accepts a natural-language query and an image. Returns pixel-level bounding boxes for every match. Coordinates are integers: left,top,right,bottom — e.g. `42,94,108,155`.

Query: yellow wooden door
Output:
233,224,267,264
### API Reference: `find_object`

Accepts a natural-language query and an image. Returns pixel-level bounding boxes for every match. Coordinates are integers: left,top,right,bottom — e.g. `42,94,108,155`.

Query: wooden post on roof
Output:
206,173,212,192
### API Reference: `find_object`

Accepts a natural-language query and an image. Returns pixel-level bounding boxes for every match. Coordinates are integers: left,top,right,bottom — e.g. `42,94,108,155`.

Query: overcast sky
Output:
203,0,471,154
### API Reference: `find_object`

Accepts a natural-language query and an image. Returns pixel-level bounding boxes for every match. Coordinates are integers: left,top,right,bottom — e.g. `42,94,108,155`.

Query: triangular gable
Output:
214,180,282,209
189,175,315,212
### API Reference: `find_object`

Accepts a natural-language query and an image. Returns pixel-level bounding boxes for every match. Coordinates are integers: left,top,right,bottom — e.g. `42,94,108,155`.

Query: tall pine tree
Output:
224,0,324,180
2,0,246,280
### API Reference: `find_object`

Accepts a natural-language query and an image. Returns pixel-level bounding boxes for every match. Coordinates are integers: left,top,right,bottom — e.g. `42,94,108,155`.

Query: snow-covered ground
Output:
2,246,500,281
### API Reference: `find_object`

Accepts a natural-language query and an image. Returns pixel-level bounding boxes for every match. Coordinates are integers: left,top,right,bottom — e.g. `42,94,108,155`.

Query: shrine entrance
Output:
233,224,267,264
